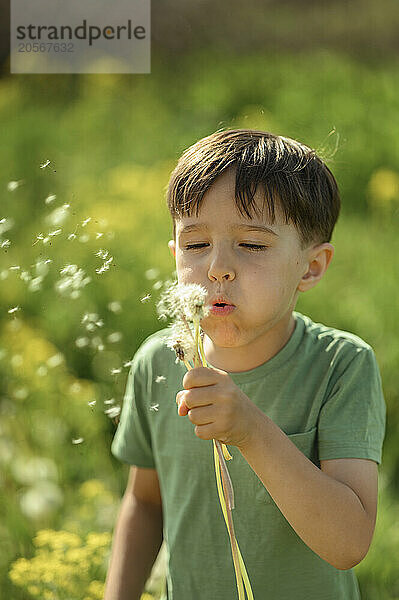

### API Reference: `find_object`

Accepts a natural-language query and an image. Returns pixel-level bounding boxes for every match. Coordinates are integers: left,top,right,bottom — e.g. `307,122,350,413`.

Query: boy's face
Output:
169,169,333,366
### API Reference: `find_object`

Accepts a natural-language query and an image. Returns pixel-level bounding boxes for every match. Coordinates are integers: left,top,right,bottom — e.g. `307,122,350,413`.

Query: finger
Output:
187,405,214,426
177,400,189,416
177,388,213,410
194,423,215,441
183,366,227,390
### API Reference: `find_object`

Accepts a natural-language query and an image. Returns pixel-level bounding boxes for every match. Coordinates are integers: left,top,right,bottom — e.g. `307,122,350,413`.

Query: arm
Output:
238,409,378,570
104,466,164,600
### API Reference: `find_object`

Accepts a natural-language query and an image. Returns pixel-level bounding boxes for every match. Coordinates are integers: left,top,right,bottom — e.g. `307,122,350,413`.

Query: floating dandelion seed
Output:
79,233,90,243
45,194,56,204
91,337,104,351
140,294,151,303
75,337,90,348
40,160,51,169
82,313,104,330
95,249,109,260
46,205,70,226
155,375,166,383
107,331,122,343
8,306,20,315
72,438,84,445
1,239,11,249
81,217,91,227
68,233,77,240
152,280,163,290
9,265,20,271
46,353,64,369
88,400,96,408
111,368,122,375
104,406,121,419
108,300,122,313
145,268,160,280
55,264,91,298
123,359,134,368
104,398,115,405
96,232,104,239
150,403,159,412
36,365,48,377
7,180,23,192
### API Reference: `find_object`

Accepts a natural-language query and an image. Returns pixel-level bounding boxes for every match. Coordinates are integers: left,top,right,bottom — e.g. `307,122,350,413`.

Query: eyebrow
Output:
179,223,279,236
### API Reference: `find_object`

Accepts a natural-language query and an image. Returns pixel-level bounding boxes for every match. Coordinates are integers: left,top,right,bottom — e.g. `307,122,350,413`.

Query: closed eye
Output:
184,243,267,251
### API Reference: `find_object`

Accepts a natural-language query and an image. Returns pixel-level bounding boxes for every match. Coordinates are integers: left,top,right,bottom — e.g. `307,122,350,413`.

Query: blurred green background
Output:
0,1,398,598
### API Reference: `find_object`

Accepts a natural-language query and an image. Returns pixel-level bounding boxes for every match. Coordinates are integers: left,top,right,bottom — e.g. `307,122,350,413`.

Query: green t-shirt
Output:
111,311,386,600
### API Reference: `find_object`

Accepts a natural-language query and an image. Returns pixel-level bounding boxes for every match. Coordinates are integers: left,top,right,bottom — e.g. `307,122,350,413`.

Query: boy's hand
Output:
176,366,261,449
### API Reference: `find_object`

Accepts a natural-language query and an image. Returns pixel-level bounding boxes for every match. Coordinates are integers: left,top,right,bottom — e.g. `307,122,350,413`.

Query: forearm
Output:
104,493,163,600
238,409,373,570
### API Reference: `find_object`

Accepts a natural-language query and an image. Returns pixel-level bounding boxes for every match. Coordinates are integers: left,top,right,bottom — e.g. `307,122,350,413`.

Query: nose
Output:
207,248,236,282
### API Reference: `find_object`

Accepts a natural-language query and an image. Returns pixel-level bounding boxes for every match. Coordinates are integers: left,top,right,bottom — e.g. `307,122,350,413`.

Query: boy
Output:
105,130,386,600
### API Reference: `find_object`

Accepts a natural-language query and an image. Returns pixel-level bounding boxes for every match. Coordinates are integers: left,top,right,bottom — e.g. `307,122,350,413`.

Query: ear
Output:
168,239,176,258
297,243,334,293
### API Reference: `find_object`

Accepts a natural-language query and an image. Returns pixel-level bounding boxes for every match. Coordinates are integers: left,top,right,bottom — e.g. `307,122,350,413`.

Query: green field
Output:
0,49,398,599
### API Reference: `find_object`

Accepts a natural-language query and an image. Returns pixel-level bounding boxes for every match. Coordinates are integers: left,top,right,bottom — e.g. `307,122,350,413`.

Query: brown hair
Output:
166,129,340,249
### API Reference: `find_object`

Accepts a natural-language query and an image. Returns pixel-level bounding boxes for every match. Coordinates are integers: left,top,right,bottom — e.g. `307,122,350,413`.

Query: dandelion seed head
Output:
157,281,210,322
165,320,195,364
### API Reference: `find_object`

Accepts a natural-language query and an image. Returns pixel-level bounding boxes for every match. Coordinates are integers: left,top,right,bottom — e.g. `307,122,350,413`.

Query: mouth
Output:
210,302,236,316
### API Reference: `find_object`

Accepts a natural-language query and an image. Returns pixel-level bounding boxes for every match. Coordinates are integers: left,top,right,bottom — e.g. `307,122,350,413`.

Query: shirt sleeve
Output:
318,346,386,464
111,350,156,468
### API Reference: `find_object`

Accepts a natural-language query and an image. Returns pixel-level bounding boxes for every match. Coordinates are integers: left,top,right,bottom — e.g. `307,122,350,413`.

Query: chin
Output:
202,321,242,348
